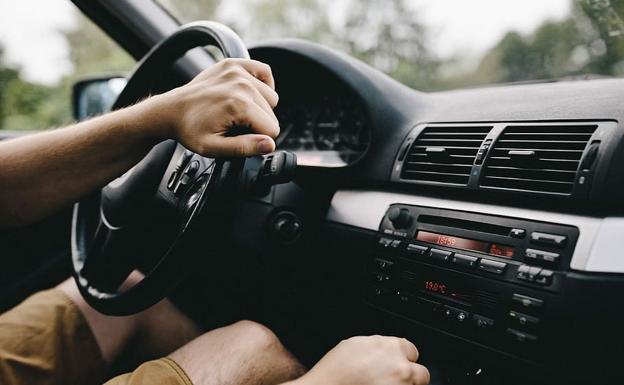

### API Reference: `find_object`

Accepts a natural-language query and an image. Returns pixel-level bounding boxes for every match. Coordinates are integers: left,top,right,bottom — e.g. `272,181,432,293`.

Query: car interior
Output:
1,1,624,384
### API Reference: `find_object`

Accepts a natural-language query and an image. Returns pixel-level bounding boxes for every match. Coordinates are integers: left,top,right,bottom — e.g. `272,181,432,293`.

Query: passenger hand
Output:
295,335,430,385
144,58,280,157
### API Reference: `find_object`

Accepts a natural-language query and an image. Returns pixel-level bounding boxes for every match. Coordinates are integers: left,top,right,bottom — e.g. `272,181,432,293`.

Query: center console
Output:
366,204,579,360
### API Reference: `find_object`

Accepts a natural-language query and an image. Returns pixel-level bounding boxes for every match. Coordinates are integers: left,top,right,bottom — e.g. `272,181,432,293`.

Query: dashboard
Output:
205,40,624,385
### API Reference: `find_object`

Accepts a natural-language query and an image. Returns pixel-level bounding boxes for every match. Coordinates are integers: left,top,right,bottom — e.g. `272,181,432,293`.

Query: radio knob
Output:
388,207,412,229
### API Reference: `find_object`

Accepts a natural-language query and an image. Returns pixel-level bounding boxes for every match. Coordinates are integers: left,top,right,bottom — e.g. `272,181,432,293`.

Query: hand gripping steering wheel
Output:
71,22,252,316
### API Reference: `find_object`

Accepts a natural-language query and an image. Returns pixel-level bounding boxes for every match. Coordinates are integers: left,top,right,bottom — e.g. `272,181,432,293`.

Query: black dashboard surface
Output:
251,40,624,206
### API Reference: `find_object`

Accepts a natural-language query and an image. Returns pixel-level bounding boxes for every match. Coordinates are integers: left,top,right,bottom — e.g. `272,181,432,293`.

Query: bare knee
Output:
169,320,305,385
227,320,281,353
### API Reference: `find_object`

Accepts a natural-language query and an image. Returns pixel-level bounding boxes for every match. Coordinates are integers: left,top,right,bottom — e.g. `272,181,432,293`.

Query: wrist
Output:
124,93,177,142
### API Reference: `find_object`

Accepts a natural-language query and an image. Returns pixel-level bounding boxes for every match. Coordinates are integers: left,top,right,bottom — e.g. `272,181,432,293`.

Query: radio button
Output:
472,314,495,331
478,259,507,275
527,266,542,281
512,294,544,309
395,290,414,305
510,228,526,239
516,265,531,281
430,248,452,262
374,273,391,283
442,305,470,325
530,231,567,248
374,258,394,272
506,328,538,344
452,253,479,268
378,237,394,248
535,269,554,286
509,310,540,328
371,286,390,298
406,243,428,256
525,248,560,264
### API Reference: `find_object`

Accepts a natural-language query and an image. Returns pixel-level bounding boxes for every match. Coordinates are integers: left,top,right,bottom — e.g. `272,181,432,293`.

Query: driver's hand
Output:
145,58,279,157
295,336,430,385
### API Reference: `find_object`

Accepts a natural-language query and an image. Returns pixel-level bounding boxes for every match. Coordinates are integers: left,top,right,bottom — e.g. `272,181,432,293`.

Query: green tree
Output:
462,0,624,87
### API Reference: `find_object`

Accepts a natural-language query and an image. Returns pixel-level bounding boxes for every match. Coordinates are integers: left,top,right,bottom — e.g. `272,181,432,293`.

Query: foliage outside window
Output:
0,9,133,131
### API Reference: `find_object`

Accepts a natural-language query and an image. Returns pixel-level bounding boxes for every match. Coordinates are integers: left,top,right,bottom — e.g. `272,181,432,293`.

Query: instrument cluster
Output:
274,94,370,167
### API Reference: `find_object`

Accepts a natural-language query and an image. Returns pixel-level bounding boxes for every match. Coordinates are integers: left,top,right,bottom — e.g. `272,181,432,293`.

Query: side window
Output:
0,1,134,131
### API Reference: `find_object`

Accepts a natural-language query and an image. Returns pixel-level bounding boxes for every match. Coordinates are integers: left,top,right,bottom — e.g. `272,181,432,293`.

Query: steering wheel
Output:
71,22,251,316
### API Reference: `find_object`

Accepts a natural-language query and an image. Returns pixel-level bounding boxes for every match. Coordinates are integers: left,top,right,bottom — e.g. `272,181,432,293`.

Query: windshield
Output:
158,0,624,91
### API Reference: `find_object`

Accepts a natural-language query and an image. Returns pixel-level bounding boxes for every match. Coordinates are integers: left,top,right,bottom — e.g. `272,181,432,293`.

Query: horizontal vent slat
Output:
401,125,493,185
479,124,597,195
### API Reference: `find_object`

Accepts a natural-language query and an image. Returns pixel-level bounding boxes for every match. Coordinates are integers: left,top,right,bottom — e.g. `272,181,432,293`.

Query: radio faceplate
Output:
379,204,579,291
367,204,579,360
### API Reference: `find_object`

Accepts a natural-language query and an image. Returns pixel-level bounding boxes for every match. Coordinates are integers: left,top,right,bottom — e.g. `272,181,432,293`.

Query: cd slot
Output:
417,214,511,236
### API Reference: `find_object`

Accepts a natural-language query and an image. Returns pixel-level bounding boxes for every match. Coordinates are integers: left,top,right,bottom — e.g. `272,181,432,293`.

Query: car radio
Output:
366,204,579,359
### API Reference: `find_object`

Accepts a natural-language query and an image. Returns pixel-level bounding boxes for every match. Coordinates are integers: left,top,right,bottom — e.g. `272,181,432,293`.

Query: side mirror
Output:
72,76,127,121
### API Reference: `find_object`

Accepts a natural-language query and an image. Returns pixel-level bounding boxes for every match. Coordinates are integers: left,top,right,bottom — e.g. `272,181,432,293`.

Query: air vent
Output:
481,124,597,195
401,126,492,185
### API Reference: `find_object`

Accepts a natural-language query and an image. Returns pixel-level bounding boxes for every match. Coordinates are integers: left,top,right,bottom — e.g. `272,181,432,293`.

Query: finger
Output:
207,134,275,157
411,363,430,385
232,74,278,124
235,98,280,138
246,72,279,108
397,338,419,362
235,59,276,89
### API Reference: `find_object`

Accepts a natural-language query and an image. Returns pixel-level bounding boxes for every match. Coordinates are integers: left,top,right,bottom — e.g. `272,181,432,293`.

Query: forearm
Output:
0,98,168,228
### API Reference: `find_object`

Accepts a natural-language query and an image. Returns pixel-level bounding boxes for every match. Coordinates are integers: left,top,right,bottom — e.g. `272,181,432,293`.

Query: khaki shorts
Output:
0,289,193,385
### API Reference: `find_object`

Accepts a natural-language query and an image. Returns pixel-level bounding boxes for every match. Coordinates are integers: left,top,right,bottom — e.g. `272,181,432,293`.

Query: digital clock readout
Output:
415,230,514,258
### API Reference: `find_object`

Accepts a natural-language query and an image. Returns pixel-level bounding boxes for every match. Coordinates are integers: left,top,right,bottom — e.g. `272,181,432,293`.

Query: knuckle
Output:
260,61,272,75
221,58,237,68
224,96,247,119
233,78,253,92
392,362,413,381
223,66,244,80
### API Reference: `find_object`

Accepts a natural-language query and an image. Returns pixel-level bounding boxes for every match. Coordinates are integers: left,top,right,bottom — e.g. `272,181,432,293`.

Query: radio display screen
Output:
415,230,514,258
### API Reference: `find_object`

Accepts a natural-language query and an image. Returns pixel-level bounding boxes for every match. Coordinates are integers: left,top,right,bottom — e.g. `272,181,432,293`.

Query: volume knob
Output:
388,207,412,229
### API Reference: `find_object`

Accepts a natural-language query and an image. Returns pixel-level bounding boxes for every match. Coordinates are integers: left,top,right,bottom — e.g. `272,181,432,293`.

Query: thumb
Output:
203,134,275,158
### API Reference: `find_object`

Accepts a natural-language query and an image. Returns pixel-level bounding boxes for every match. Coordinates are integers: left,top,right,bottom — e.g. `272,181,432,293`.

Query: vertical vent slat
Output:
480,125,597,195
400,126,492,185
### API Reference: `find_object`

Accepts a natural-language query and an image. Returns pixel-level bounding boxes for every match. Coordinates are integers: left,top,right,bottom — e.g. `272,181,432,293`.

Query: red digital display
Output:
422,279,473,302
489,243,515,258
415,230,514,258
424,280,447,294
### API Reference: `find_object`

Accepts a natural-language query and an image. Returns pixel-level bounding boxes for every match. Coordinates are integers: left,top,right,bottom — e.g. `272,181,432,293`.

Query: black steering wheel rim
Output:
71,21,249,316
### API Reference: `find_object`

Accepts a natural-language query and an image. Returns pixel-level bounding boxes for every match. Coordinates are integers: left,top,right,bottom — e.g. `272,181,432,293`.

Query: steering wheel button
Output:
167,170,179,190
